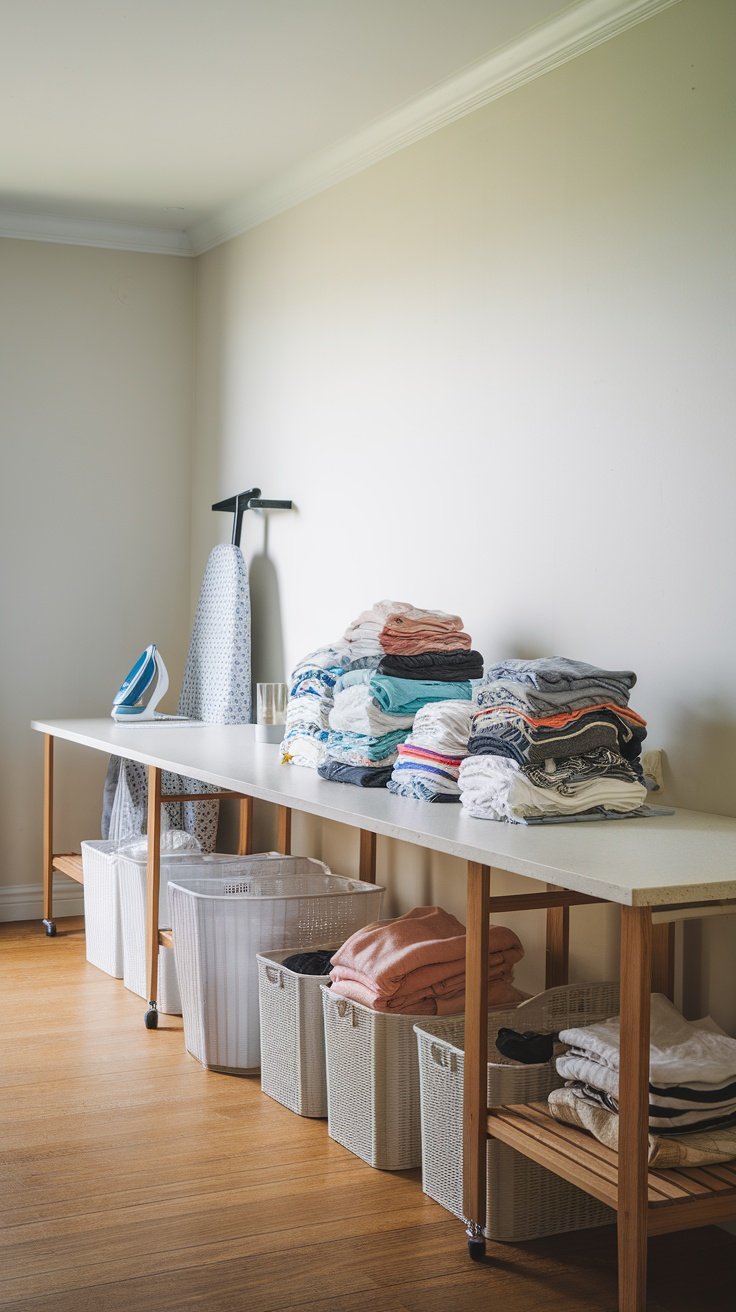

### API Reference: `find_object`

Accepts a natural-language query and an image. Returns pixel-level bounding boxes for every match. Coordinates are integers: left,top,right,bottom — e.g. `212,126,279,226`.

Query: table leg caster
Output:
42,918,57,936
144,1003,159,1029
465,1220,486,1261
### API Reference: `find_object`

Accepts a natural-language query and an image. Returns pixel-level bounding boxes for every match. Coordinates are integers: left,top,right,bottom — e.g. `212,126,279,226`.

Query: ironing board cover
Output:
102,544,251,850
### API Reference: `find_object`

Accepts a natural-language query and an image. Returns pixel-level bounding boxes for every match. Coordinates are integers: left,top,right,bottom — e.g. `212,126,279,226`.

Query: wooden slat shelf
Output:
488,1102,736,1235
52,852,84,883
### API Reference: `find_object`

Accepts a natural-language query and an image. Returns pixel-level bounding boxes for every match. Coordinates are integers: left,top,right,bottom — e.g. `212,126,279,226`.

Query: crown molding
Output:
0,208,194,256
189,0,681,255
0,880,84,923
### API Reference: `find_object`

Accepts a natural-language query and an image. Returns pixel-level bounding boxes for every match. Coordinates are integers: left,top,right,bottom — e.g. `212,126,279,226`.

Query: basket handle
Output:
334,998,358,1026
264,965,283,987
430,1042,457,1073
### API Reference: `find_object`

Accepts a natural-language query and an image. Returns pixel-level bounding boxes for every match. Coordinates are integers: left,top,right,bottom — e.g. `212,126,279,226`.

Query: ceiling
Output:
0,0,671,254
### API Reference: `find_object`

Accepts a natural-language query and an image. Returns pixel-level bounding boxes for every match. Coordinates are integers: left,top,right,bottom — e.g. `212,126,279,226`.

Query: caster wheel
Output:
42,919,57,937
468,1239,486,1262
144,1008,159,1030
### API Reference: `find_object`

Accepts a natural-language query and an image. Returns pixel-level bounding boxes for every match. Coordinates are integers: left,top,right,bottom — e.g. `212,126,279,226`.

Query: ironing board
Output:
102,543,251,851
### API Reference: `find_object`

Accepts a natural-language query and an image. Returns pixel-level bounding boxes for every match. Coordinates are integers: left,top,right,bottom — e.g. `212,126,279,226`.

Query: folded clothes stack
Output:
329,905,525,1014
459,657,649,823
280,644,351,768
319,603,478,789
548,995,736,1167
387,699,474,802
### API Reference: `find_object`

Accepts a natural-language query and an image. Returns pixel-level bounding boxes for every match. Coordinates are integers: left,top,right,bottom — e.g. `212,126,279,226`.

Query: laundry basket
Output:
170,864,384,1074
81,839,124,977
116,848,270,1015
257,949,340,1117
415,981,619,1242
321,986,463,1170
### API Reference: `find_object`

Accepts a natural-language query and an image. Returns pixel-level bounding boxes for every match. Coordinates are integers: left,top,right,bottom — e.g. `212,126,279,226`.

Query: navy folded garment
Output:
318,758,393,788
495,1028,557,1064
280,950,335,976
378,649,484,682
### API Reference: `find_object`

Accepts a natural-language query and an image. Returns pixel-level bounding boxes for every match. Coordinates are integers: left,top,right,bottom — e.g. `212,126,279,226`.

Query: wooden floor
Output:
1,920,735,1312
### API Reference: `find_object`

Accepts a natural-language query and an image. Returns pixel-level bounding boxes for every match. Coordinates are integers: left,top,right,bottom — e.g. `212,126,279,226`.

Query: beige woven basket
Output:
321,985,464,1170
415,981,619,1242
258,949,339,1118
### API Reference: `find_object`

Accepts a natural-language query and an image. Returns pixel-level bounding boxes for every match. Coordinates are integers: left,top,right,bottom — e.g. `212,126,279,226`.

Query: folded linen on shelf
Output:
325,727,408,767
378,649,484,682
476,657,636,720
379,606,473,655
469,703,647,765
317,759,394,788
555,995,736,1133
369,672,473,716
329,682,416,736
458,749,647,822
409,699,474,755
548,1086,736,1167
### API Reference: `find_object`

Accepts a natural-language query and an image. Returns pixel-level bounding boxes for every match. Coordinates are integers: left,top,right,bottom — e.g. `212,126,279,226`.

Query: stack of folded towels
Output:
328,905,525,1014
387,699,475,802
459,656,649,823
548,994,736,1167
319,603,480,788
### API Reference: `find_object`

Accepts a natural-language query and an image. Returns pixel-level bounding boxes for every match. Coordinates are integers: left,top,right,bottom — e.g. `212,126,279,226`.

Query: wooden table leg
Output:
144,765,162,1029
359,829,376,883
238,796,253,856
545,885,569,988
42,734,56,935
618,904,652,1311
276,805,292,855
463,860,490,1260
651,921,675,1001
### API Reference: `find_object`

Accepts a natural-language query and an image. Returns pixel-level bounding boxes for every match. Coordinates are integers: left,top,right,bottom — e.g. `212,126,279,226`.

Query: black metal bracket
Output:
212,488,293,548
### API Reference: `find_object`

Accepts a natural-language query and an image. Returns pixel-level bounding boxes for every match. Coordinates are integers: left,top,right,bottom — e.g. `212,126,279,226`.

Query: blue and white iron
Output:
111,644,175,721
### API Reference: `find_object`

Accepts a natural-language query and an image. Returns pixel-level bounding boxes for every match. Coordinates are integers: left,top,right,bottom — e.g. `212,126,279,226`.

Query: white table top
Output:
32,717,736,909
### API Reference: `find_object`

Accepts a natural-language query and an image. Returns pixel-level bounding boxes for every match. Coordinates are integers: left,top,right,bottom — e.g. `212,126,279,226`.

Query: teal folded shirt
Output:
369,673,473,715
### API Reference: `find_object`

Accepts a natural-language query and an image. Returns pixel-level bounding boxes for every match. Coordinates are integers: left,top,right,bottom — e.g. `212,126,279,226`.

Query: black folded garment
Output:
495,1028,557,1064
378,649,484,682
280,949,335,976
318,758,393,788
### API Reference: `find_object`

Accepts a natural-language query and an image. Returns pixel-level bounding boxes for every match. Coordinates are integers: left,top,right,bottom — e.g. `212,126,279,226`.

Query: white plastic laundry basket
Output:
170,863,384,1075
321,986,461,1170
81,839,124,977
258,949,340,1117
414,981,619,1242
116,850,268,1016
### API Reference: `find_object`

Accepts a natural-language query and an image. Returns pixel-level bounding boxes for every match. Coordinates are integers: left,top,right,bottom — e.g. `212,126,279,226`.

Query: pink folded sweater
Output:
330,906,523,999
329,976,526,1015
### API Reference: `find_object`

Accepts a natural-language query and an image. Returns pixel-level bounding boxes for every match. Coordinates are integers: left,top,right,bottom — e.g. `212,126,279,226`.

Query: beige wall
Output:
0,240,195,917
193,0,736,1021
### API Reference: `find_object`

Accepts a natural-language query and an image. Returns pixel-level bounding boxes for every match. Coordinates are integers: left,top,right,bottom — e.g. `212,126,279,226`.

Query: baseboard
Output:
0,880,85,922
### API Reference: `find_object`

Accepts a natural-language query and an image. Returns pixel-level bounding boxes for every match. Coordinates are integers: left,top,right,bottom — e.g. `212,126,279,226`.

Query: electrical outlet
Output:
641,749,664,790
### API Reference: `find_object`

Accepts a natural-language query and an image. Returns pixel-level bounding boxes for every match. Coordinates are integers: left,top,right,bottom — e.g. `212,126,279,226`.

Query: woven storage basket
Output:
81,839,124,977
415,981,619,1242
322,986,463,1170
170,864,384,1075
257,949,340,1117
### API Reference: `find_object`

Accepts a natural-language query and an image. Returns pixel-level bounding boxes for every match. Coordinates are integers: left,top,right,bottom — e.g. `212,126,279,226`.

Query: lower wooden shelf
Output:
488,1102,736,1236
52,853,84,883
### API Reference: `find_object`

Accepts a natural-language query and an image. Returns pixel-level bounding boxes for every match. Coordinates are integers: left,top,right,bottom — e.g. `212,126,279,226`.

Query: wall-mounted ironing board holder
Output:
211,487,293,548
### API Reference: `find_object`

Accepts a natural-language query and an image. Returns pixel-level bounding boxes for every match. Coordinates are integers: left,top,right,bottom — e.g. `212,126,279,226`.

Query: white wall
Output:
193,0,736,1022
0,240,195,917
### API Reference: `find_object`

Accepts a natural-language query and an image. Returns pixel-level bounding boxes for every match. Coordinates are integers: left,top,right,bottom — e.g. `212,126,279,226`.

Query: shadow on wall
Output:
249,515,287,703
